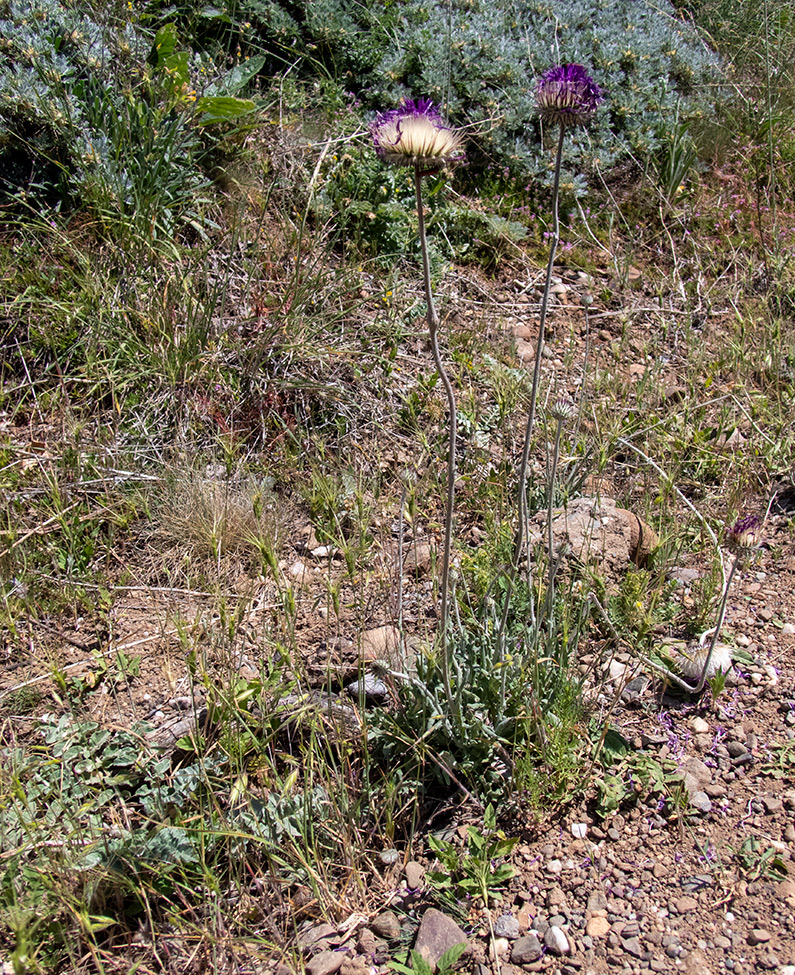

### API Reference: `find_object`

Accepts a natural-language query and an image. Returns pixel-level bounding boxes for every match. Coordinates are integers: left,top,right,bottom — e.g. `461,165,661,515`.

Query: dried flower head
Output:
672,642,733,681
726,514,761,552
371,98,465,168
548,396,576,421
535,63,604,128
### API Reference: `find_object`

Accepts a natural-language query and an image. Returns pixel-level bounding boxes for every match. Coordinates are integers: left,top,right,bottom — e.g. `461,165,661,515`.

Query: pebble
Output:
690,791,712,814
571,822,588,839
690,717,710,734
510,934,543,964
493,915,520,940
586,917,611,938
747,928,772,945
781,623,795,636
587,891,608,912
674,896,699,914
491,937,509,959
543,926,570,956
405,861,425,889
305,952,344,975
298,924,336,947
370,912,401,940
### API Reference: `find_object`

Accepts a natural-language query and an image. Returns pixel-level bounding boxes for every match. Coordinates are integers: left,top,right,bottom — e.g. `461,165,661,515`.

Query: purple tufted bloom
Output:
726,514,761,551
535,63,604,128
371,98,465,168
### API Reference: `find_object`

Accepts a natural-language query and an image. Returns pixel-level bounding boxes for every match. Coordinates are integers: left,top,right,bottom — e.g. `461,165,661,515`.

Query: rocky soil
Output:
2,260,794,975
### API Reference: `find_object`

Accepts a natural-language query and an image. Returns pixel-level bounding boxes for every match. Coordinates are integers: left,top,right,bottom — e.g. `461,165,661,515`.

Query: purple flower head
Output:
370,98,465,168
727,514,761,552
535,63,603,128
548,396,576,421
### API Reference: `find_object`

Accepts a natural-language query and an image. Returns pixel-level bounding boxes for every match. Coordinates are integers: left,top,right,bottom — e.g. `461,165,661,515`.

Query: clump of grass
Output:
155,466,285,570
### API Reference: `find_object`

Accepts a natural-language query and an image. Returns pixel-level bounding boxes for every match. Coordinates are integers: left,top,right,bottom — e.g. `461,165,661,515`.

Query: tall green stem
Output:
692,552,740,693
514,123,566,565
545,416,564,619
497,123,566,661
414,166,457,715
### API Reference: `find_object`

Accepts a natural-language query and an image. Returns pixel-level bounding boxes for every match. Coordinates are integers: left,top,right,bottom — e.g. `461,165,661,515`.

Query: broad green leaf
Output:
206,55,267,96
196,96,256,123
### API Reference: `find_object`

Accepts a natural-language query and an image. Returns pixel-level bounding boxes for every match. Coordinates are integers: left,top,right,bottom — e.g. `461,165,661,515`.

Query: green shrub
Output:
0,0,258,248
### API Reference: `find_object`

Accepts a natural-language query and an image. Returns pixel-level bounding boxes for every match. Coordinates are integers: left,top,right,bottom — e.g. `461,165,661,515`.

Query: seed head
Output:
370,98,465,168
535,63,604,128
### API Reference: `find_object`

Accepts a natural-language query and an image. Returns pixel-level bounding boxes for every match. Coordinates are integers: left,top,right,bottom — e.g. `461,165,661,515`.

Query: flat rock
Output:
586,917,611,938
510,935,543,964
681,757,712,797
305,951,345,975
298,924,337,948
404,541,434,575
527,496,638,578
370,911,401,940
493,914,520,939
345,674,388,701
414,909,469,971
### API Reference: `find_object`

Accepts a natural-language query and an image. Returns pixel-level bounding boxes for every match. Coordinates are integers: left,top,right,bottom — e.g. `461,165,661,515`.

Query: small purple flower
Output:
535,63,604,127
370,98,465,168
727,514,761,551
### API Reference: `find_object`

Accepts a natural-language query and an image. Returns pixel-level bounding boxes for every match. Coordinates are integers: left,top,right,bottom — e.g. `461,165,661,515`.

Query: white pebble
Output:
782,623,795,637
571,823,588,839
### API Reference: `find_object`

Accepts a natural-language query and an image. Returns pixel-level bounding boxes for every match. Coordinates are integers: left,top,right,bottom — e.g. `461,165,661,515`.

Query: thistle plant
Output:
498,66,603,664
514,65,604,567
371,99,465,712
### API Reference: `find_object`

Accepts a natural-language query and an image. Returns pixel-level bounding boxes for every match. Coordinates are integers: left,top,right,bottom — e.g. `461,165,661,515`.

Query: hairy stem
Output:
497,123,566,666
414,166,457,719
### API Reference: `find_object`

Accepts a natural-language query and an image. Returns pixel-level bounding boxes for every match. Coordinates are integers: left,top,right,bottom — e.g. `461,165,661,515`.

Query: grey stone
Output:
510,935,543,964
587,891,608,913
298,924,337,948
371,911,401,940
414,909,469,971
543,926,570,956
346,673,388,701
623,937,644,959
404,861,425,889
727,740,748,757
690,791,713,814
493,914,521,939
305,951,345,975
